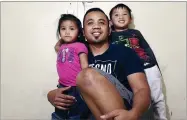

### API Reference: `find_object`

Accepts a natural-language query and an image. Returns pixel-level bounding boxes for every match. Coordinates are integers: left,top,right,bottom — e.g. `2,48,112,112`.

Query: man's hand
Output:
100,109,138,120
52,87,76,110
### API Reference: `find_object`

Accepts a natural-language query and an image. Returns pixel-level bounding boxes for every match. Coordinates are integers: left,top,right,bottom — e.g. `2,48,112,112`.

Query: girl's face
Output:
60,20,79,43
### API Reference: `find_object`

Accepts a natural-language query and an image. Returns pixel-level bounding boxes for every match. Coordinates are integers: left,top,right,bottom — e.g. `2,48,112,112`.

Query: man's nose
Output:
92,23,101,29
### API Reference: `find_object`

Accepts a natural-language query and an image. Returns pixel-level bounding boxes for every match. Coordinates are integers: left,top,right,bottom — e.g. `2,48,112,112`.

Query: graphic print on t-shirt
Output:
57,47,75,63
112,35,150,62
89,60,117,78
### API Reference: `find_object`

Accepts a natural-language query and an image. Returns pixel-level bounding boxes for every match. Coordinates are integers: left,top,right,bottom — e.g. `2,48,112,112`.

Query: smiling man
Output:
47,8,151,120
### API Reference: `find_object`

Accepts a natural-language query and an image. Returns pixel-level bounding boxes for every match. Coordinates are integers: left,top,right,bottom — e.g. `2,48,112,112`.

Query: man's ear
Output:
82,28,87,41
109,26,111,36
82,28,85,36
109,20,113,27
109,20,113,35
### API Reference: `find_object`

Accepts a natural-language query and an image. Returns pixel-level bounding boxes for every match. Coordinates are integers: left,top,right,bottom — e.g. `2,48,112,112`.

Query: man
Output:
48,8,151,120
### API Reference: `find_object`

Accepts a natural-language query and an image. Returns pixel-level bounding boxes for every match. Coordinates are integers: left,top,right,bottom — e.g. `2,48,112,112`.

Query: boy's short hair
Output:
109,3,132,19
83,7,109,26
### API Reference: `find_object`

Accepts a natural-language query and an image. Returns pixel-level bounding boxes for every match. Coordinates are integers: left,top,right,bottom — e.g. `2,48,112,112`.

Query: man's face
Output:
83,11,110,44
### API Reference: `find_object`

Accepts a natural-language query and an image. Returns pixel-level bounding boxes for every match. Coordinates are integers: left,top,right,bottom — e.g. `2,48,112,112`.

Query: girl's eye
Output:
70,28,75,30
123,14,127,15
61,28,65,30
115,14,118,16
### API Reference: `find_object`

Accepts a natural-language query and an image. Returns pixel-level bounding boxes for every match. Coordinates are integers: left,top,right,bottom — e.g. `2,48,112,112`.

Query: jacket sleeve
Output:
135,30,160,68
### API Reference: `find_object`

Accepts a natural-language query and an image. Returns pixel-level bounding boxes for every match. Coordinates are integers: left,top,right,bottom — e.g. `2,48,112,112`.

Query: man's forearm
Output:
47,89,57,106
131,88,151,117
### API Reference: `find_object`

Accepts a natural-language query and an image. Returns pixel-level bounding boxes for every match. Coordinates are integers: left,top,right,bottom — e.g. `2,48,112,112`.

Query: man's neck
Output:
89,42,109,56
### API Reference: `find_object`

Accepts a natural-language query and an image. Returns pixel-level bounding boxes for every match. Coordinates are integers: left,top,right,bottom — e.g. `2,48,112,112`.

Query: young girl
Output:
52,14,89,120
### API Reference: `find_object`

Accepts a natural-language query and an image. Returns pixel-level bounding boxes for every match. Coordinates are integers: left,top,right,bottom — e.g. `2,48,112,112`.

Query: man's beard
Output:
89,39,107,45
87,36,108,44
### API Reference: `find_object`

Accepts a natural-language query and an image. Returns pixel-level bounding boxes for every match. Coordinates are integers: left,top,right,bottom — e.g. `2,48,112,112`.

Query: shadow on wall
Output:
160,64,171,120
129,14,171,120
128,14,135,29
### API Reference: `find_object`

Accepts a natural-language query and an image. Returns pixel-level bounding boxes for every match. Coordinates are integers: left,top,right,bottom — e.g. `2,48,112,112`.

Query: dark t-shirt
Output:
88,44,144,92
55,44,145,117
110,29,158,69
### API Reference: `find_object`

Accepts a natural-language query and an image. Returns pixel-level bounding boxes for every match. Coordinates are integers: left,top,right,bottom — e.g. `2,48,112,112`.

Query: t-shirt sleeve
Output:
123,47,145,76
75,43,88,55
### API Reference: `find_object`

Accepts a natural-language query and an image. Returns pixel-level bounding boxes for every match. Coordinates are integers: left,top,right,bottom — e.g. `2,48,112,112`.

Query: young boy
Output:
109,3,167,120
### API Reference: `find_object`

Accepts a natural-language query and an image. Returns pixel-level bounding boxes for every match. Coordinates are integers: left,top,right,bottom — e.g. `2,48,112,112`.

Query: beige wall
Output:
1,2,186,120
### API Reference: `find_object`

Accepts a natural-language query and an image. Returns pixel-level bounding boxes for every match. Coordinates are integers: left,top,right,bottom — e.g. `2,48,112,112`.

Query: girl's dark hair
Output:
57,14,85,43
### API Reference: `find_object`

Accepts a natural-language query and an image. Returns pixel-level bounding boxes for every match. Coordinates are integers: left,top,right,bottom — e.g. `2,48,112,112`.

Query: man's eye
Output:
87,22,93,25
99,22,105,25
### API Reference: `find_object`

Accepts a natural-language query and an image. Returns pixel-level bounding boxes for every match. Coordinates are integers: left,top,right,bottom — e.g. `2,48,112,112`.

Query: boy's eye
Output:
114,14,118,16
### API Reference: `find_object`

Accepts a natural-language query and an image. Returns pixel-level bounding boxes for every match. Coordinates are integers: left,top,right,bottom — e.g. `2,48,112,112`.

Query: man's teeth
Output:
93,33,100,36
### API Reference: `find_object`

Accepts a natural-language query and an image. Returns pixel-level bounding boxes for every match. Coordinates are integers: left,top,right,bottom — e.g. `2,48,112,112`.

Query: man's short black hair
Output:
83,7,109,26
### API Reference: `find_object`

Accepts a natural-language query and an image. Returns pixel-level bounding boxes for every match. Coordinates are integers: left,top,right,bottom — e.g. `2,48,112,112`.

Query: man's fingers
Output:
56,94,76,101
56,105,69,110
61,99,75,104
61,86,71,92
54,97,75,104
100,110,119,119
62,94,76,100
54,101,72,107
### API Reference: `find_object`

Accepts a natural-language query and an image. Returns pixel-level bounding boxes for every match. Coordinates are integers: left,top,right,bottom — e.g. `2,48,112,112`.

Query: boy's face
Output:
83,11,110,44
111,7,131,31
